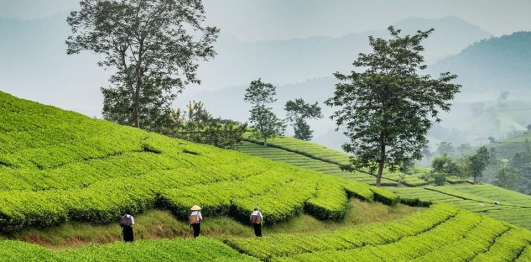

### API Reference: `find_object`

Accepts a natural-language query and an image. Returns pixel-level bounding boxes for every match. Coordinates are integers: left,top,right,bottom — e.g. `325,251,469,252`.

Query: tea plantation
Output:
2,90,531,261
238,134,531,231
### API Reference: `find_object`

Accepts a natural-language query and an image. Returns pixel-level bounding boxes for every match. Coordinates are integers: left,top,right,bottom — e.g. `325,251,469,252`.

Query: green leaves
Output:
244,79,286,145
326,26,461,186
67,0,219,129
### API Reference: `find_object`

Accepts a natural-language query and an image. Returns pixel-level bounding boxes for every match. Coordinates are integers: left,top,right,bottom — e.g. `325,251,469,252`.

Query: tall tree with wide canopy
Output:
326,27,461,187
66,0,219,130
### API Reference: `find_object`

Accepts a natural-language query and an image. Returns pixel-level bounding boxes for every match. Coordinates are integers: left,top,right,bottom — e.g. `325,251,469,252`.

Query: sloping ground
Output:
238,141,398,186
391,184,531,229
2,204,531,261
0,200,422,249
239,140,431,186
0,91,401,232
228,204,531,262
238,137,531,230
3,91,531,261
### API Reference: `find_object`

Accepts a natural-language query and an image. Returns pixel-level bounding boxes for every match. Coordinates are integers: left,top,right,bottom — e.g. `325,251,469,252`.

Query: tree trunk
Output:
377,160,384,187
133,41,144,129
376,132,386,187
134,79,141,128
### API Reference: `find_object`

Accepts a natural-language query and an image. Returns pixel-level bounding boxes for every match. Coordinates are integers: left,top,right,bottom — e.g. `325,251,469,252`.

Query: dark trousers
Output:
122,226,134,242
192,223,201,238
253,224,262,237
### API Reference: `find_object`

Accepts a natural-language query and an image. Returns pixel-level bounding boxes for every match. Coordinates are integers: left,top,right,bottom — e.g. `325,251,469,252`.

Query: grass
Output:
0,199,422,250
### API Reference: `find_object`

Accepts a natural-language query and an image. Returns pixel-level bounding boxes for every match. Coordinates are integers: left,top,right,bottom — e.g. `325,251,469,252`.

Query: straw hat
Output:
254,206,259,210
190,205,202,211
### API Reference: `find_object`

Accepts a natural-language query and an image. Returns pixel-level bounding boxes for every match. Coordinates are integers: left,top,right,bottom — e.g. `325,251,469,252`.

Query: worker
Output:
189,205,203,238
250,206,264,237
494,201,500,206
119,209,135,242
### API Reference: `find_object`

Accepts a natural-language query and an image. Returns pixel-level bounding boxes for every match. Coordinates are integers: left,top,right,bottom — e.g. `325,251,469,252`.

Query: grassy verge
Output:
0,199,422,250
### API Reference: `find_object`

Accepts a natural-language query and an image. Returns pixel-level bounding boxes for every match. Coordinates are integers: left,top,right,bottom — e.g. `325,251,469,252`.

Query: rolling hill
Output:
2,91,531,261
429,31,531,99
237,136,531,230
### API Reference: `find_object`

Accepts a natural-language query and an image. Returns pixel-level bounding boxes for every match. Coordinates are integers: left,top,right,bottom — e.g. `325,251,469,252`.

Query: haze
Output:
1,0,531,151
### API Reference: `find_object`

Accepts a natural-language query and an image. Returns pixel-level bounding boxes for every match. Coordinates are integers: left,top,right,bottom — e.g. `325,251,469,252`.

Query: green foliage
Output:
0,238,260,262
494,166,520,191
244,79,286,145
431,154,460,185
0,92,400,232
325,26,461,186
468,146,491,182
270,210,510,262
370,186,399,205
226,204,458,261
285,98,323,141
166,101,247,149
392,185,531,229
66,0,219,129
239,137,431,187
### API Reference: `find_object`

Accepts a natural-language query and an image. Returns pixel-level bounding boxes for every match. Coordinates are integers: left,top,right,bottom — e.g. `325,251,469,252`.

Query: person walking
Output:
119,209,135,242
250,206,263,237
189,205,203,238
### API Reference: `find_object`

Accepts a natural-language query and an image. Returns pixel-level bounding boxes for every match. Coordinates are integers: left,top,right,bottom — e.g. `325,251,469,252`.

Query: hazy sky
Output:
1,0,530,40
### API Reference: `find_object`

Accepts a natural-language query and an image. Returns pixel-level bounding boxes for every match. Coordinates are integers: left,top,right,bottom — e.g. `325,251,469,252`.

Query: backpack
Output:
120,215,133,227
189,212,200,225
251,212,261,224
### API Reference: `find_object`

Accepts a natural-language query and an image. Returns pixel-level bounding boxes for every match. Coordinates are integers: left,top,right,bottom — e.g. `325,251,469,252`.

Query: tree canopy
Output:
244,79,286,146
285,98,323,141
326,26,461,186
66,0,219,130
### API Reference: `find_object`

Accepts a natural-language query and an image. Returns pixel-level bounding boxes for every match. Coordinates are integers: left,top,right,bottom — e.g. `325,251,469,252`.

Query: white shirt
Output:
191,211,203,221
250,211,263,220
125,214,135,225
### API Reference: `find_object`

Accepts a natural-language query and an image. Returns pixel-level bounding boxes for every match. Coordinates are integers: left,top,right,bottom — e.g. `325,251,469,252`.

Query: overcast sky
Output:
1,0,530,40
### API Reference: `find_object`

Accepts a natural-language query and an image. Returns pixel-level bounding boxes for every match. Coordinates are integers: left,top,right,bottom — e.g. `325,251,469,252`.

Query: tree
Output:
488,137,496,144
285,98,323,141
421,146,432,162
167,101,247,149
526,124,531,133
457,143,471,155
467,146,490,183
66,0,219,130
497,91,510,101
325,26,461,186
431,154,458,186
244,79,286,146
436,142,455,156
494,166,520,191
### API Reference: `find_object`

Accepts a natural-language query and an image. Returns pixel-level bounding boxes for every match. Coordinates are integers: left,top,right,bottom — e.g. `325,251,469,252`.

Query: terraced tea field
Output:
237,142,397,186
3,90,531,261
238,138,531,230
3,204,531,261
391,184,531,229
228,204,531,262
238,141,430,186
0,91,403,231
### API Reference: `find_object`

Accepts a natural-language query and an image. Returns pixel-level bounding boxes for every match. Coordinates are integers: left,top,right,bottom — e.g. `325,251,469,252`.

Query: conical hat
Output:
190,205,202,211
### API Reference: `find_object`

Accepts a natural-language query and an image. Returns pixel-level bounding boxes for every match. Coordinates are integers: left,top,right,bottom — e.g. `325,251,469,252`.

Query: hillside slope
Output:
2,91,531,261
0,91,395,232
238,136,531,230
429,31,531,98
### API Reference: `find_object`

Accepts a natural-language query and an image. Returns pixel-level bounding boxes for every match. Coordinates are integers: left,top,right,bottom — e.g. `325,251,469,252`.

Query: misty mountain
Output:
200,16,491,89
429,31,531,100
0,14,490,118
